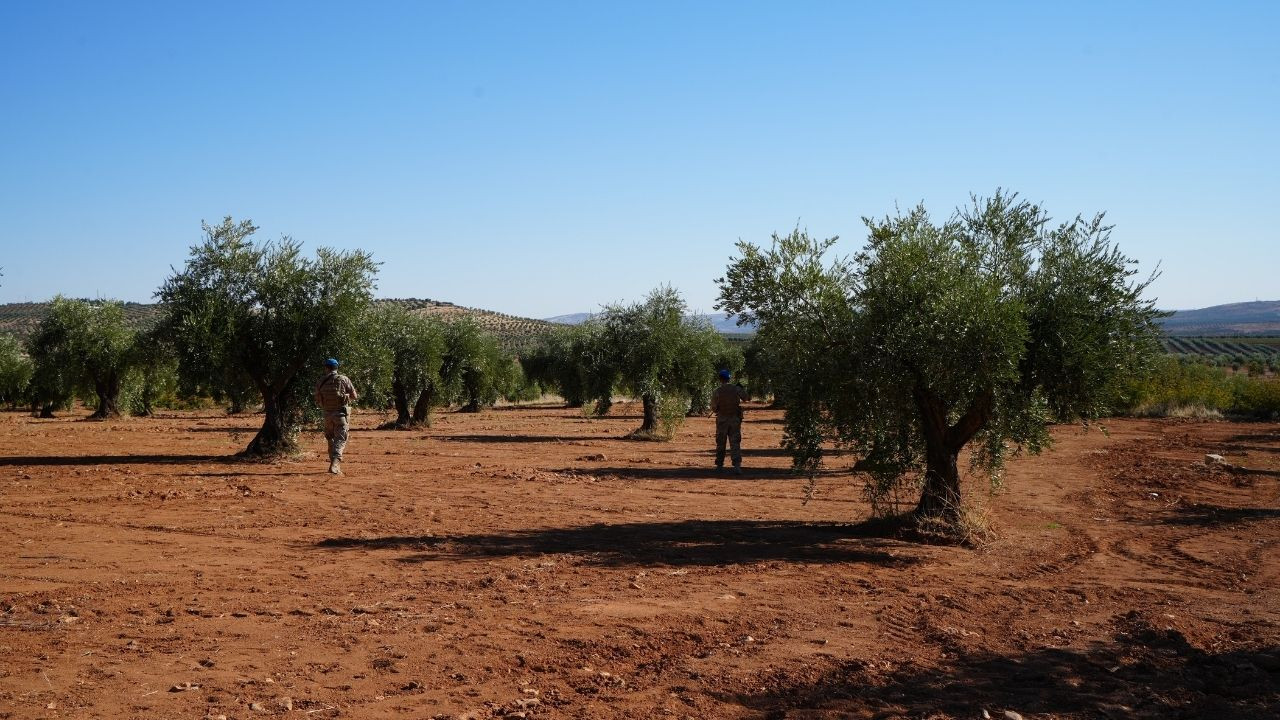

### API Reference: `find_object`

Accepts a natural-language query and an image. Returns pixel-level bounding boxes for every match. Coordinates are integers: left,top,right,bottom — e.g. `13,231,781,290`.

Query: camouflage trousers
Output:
715,416,742,468
323,411,349,461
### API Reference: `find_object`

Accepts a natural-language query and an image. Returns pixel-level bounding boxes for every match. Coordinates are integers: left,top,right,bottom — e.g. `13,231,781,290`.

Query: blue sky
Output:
1,1,1276,317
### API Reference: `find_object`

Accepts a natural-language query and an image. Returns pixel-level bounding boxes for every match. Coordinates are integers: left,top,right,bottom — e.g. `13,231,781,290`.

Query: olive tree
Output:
522,322,613,408
124,326,178,417
600,286,726,438
0,333,33,409
26,297,135,419
157,217,378,457
445,319,516,412
718,193,1162,526
361,305,446,428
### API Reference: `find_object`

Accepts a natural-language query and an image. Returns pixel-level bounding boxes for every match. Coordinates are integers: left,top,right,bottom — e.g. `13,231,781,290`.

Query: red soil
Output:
1,405,1277,719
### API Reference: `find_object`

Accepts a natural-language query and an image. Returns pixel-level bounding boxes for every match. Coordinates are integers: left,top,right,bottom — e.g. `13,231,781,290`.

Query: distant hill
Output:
546,302,1280,338
0,298,554,352
545,312,755,335
1159,301,1280,336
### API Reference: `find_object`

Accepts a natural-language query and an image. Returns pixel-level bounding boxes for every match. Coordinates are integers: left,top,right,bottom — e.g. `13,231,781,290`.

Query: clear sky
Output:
1,1,1276,317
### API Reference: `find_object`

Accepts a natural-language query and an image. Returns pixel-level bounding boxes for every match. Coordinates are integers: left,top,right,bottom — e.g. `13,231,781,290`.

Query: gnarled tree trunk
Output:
243,386,295,457
391,377,412,428
638,394,659,434
411,384,437,427
88,375,122,420
912,387,992,524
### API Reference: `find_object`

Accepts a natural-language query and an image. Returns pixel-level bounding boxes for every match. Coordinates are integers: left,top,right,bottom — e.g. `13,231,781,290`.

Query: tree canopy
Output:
26,297,136,419
0,333,33,409
598,286,728,438
157,217,378,456
358,305,447,428
718,192,1163,527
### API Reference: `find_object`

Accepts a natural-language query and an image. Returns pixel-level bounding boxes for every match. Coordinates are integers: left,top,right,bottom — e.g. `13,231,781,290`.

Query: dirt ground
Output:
1,403,1277,720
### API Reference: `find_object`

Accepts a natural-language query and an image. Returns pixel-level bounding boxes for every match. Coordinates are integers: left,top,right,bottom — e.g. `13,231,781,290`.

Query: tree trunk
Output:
461,396,481,413
392,378,412,428
243,389,295,457
915,440,962,520
911,386,992,525
88,376,122,420
34,400,55,418
912,386,959,521
411,385,435,427
639,394,659,433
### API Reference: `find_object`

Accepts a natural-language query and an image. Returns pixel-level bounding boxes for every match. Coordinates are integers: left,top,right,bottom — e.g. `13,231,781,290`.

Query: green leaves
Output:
26,297,137,416
157,217,378,454
718,191,1163,518
0,332,33,407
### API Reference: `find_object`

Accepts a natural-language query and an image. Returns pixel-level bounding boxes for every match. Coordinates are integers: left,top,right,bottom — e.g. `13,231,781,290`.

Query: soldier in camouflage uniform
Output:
710,369,748,474
314,357,358,474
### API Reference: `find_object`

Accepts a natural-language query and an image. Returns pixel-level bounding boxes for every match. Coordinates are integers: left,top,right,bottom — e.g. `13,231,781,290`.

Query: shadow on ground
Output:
548,465,848,480
1159,504,1280,527
439,434,618,444
0,454,238,467
314,519,916,568
721,616,1280,718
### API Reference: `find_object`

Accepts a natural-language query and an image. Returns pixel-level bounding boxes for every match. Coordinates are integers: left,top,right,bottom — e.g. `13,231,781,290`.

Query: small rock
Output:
170,682,200,692
629,582,642,590
249,701,267,711
199,658,216,668
279,696,293,710
1003,712,1024,720
1205,453,1227,466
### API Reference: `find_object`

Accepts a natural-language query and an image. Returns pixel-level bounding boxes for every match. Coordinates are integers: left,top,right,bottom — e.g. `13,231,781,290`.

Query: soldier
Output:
709,368,748,474
314,357,358,474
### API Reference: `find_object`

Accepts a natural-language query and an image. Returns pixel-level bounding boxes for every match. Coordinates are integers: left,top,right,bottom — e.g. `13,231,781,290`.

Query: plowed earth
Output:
1,405,1277,719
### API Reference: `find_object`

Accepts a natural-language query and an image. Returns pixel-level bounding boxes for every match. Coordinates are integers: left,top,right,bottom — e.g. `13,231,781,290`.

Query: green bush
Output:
1120,356,1279,419
1232,376,1280,420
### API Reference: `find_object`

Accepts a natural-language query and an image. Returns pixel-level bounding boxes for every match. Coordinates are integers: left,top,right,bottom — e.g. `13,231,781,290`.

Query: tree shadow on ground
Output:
549,465,842,480
183,426,261,434
0,454,239,467
1217,443,1280,455
1227,432,1280,444
1158,504,1280,527
314,519,916,568
720,621,1280,719
439,434,618,444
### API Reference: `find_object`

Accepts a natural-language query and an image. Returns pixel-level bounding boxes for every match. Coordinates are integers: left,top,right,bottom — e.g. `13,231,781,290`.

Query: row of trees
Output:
5,219,741,455
2,219,535,457
522,286,741,438
7,191,1167,534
